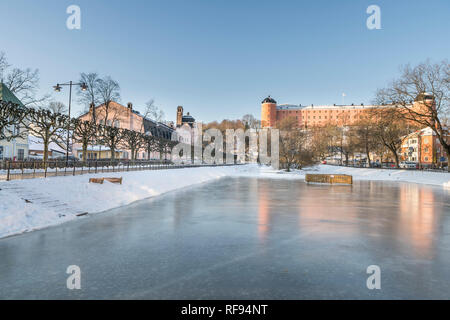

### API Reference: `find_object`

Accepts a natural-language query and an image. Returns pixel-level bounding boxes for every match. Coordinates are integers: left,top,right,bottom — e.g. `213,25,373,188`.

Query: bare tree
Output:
0,51,49,106
144,134,159,160
369,108,417,167
98,125,124,161
0,101,26,140
375,60,450,170
24,103,68,165
0,52,10,80
242,114,258,129
277,117,313,171
97,76,121,123
351,118,378,167
121,129,145,161
72,118,97,161
78,72,101,115
144,99,165,123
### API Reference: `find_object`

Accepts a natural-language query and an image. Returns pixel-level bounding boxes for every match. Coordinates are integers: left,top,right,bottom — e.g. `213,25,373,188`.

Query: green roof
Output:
0,82,24,107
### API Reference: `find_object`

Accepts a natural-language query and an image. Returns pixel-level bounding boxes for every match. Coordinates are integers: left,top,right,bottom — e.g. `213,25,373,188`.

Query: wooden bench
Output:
89,177,123,184
305,174,352,185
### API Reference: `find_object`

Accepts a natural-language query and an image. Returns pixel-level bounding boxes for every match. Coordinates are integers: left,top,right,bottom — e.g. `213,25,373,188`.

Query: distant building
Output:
76,101,176,160
260,95,425,129
176,106,196,128
0,83,28,161
400,127,449,168
28,136,65,159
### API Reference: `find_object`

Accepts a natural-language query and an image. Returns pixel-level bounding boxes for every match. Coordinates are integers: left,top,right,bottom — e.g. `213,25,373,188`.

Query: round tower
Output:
261,96,277,128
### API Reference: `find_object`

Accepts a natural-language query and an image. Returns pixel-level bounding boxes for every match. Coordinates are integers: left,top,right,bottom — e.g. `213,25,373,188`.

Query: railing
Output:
0,159,239,181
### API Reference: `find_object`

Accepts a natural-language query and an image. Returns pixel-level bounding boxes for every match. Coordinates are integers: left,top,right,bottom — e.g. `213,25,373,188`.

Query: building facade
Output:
0,83,29,161
261,96,384,128
260,95,427,129
76,101,175,160
400,127,449,168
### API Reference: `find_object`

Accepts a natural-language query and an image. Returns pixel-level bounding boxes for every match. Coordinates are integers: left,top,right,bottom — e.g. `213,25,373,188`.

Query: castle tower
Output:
261,96,277,128
176,106,183,127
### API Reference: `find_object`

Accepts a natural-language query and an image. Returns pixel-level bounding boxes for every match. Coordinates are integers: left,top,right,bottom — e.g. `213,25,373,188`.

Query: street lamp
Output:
53,81,87,164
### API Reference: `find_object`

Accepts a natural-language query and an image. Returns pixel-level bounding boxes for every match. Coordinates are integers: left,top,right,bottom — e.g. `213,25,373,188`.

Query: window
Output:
114,120,120,128
0,146,3,160
107,120,112,126
18,149,24,160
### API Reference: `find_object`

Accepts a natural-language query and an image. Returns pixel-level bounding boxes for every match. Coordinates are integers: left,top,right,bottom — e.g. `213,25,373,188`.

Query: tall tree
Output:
97,76,121,123
375,60,450,170
369,108,416,167
0,51,49,106
78,72,101,115
351,117,378,167
144,99,165,123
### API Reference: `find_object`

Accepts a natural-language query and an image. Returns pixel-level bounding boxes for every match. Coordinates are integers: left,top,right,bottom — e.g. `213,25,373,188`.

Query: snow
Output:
1,164,450,239
308,165,450,187
28,135,65,153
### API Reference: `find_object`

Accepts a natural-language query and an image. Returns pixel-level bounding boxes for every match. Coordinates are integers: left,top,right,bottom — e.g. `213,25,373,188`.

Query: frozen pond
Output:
0,177,450,299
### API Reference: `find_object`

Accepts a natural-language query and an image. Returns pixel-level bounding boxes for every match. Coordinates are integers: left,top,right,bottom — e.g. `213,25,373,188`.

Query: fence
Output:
325,162,449,173
0,159,239,181
305,174,353,185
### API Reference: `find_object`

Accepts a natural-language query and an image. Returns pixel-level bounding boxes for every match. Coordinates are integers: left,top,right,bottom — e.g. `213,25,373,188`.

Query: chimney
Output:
127,102,133,110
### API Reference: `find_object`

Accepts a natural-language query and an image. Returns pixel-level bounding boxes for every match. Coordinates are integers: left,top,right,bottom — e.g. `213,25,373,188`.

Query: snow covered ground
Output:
1,164,449,239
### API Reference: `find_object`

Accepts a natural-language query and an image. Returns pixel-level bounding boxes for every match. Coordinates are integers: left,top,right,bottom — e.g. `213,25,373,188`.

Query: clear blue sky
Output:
1,0,449,122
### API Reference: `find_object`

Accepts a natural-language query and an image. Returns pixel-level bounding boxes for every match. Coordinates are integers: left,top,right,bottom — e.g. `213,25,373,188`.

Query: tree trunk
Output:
393,152,399,168
43,130,50,167
366,144,371,168
43,140,49,167
82,141,88,162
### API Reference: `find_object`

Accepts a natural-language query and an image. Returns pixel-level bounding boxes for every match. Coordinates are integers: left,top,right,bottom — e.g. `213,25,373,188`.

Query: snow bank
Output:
307,165,450,187
1,164,449,239
0,166,249,238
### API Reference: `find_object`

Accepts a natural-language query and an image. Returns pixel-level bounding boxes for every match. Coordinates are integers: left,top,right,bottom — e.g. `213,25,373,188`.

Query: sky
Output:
0,0,449,123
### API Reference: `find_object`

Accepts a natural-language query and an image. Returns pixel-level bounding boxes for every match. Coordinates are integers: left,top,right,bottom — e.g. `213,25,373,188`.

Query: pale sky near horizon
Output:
0,0,449,123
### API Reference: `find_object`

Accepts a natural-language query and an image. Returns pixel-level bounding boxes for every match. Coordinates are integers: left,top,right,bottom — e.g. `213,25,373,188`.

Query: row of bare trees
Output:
308,109,418,168
0,99,175,165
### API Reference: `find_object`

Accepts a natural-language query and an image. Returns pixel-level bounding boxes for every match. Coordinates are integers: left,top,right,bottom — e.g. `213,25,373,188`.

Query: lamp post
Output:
53,81,87,164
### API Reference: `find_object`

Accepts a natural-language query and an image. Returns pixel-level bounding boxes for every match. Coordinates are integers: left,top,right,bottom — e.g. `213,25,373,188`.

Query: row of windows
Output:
0,145,25,160
279,109,364,114
99,119,121,128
